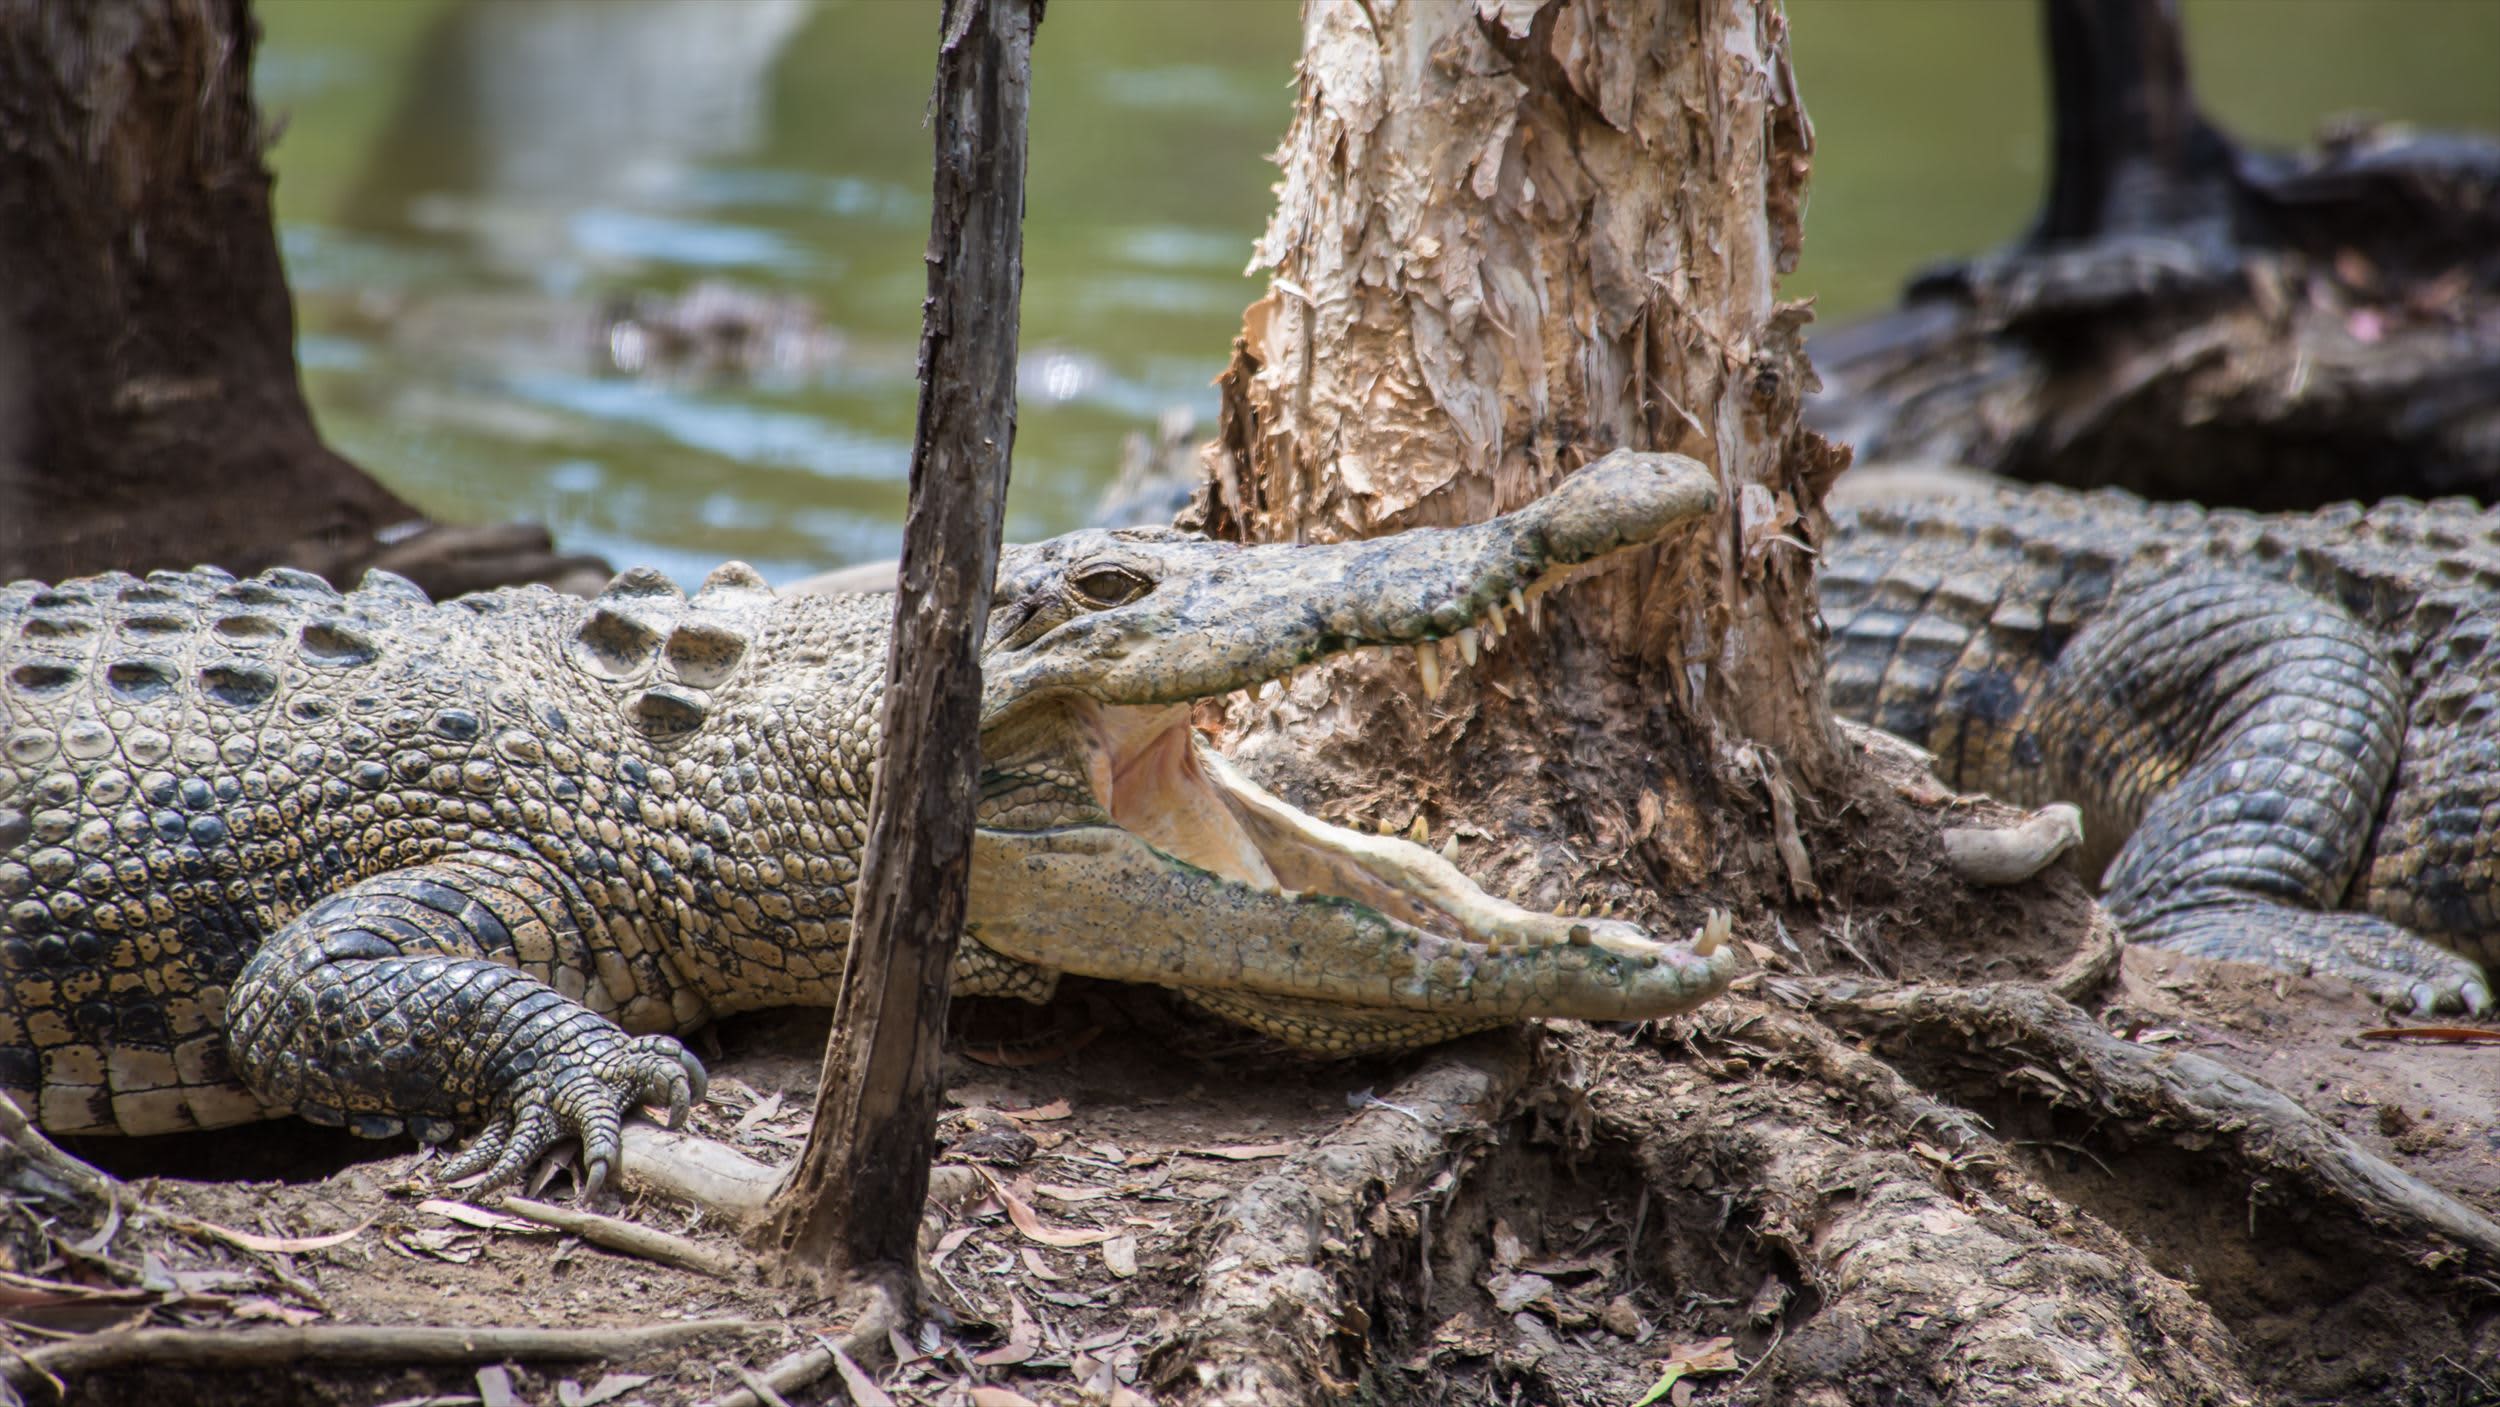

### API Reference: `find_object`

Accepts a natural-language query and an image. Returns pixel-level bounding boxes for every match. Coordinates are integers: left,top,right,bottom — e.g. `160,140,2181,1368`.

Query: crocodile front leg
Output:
226,853,705,1195
2047,571,2493,1014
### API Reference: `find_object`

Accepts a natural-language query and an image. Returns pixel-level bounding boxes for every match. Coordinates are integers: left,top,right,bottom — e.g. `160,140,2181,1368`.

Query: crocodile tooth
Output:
1527,594,1543,631
1407,816,1428,844
1486,608,1506,639
1693,908,1731,955
1508,588,1527,616
1415,640,1443,698
1438,835,1460,863
1456,627,1480,667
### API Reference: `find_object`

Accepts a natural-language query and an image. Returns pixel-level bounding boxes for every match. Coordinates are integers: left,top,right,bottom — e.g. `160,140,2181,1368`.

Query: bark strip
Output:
767,0,1039,1299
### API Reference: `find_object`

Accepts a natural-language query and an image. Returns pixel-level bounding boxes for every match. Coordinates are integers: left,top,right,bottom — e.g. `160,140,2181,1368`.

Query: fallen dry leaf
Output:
420,1199,544,1234
972,1340,1037,1367
1630,1335,1741,1407
1185,1142,1296,1161
558,1374,655,1407
989,1174,1118,1248
1001,1098,1072,1122
2358,1026,2500,1045
190,1216,373,1254
828,1344,896,1407
968,1387,1043,1407
228,1296,322,1327
962,1027,1103,1068
734,1090,786,1134
1102,1235,1139,1279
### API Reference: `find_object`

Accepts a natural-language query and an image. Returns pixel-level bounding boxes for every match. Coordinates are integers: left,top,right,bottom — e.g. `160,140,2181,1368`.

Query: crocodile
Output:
1820,480,2500,1016
0,452,1737,1192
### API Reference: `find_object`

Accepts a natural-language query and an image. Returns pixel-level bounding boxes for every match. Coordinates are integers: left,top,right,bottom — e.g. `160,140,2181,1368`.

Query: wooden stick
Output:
4,1319,772,1390
497,1196,744,1281
764,0,1041,1298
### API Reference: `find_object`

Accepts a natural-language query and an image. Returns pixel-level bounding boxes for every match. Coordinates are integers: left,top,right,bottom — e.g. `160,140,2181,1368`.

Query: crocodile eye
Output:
1070,563,1152,608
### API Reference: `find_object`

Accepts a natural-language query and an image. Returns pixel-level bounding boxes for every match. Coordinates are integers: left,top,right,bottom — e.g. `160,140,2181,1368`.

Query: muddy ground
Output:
6,737,2496,1407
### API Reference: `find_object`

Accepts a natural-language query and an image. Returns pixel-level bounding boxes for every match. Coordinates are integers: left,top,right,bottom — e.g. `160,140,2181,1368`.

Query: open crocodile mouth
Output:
962,451,1739,1046
1081,579,1674,961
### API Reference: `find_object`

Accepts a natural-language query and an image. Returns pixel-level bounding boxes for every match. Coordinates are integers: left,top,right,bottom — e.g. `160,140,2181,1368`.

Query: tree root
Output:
1617,1013,2260,1406
618,1123,785,1218
1789,979,2500,1269
1126,1013,2265,1405
2,1320,772,1394
1148,1033,1538,1406
1940,803,2083,887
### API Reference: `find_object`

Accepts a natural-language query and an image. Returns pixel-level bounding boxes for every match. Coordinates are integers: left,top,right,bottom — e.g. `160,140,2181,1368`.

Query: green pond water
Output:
256,0,2500,587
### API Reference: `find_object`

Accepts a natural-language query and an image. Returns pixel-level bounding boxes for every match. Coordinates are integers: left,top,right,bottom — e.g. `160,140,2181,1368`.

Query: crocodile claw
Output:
440,1032,706,1199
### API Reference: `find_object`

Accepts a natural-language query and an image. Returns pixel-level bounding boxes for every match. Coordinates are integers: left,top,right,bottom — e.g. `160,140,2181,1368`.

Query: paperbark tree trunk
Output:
1200,0,1849,909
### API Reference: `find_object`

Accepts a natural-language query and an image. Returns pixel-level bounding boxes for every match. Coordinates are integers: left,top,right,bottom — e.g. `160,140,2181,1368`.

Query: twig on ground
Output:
2,1320,773,1392
730,1363,795,1407
618,1123,785,1220
497,1196,745,1280
3,1095,368,1264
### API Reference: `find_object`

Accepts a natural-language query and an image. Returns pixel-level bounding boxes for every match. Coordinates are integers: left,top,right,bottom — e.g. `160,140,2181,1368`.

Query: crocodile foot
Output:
439,1033,707,1198
2133,903,2495,1018
2343,949,2495,1019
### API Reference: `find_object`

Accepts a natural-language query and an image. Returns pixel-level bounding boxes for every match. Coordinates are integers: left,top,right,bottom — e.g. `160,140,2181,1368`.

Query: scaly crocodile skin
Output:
1821,484,2499,1015
1,452,1739,1190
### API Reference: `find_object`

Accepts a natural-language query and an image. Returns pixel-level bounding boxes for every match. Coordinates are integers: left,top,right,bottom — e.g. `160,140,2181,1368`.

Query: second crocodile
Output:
1821,481,2499,1016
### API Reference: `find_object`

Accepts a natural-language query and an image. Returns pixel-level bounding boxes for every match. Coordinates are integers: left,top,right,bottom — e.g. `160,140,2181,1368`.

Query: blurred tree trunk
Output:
0,0,603,597
1809,0,2500,510
1199,0,1848,903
